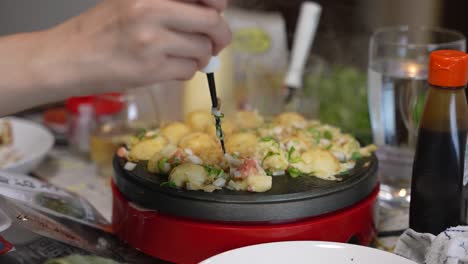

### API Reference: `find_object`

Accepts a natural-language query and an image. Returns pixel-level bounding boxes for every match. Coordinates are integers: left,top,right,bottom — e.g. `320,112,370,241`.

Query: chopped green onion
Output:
323,130,333,140
263,151,279,163
287,167,303,178
172,157,181,166
287,146,295,160
260,136,275,142
289,157,302,163
339,170,350,175
157,158,169,172
351,152,362,160
287,146,301,163
136,128,147,140
160,181,177,188
307,128,320,137
326,144,333,150
265,170,273,176
204,165,223,178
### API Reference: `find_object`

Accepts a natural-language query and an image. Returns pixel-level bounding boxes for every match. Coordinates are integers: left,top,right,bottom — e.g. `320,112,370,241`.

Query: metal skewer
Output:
202,57,226,154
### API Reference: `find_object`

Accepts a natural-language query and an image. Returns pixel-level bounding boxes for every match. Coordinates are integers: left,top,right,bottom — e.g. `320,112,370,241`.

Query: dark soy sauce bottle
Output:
410,50,468,235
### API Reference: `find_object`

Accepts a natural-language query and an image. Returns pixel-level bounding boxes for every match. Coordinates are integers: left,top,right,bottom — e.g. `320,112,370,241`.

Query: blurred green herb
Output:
287,167,302,178
157,158,169,172
260,136,274,142
351,152,362,161
304,65,372,144
136,128,147,140
204,165,224,178
160,181,177,188
323,130,333,140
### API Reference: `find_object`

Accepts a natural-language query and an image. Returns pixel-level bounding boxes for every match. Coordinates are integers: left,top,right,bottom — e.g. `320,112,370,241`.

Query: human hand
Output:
44,0,231,91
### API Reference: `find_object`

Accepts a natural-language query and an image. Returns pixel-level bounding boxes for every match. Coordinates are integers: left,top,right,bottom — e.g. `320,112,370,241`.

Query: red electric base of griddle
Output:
111,181,379,264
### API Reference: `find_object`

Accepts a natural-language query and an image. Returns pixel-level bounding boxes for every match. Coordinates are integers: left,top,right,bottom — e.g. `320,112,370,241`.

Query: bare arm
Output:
0,0,231,115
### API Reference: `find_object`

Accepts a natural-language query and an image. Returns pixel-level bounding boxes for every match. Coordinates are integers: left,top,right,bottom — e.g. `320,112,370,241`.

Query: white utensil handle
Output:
285,1,322,89
201,56,221,73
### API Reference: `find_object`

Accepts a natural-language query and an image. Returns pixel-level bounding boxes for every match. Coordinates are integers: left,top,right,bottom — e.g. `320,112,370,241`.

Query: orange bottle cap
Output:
429,50,468,87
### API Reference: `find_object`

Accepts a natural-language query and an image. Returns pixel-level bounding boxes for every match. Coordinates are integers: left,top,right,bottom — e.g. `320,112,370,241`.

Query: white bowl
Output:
200,241,416,264
0,117,54,173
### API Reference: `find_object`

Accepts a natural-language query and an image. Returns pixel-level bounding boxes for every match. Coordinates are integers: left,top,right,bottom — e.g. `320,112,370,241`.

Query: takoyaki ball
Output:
282,134,314,153
331,134,361,160
179,132,223,165
292,148,340,180
169,163,208,190
227,179,249,191
273,112,307,128
233,111,264,129
247,175,272,192
205,119,236,138
256,140,288,171
147,144,178,173
225,132,258,158
185,110,213,132
262,153,289,172
161,122,191,145
128,136,168,161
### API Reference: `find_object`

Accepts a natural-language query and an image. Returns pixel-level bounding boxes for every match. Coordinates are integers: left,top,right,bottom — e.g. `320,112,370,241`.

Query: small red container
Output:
112,181,379,264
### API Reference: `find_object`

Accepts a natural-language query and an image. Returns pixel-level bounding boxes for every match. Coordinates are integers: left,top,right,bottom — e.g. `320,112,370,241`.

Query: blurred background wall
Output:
0,0,98,35
232,0,443,68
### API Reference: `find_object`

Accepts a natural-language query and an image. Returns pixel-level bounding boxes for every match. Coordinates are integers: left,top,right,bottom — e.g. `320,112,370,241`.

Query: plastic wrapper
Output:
0,172,161,263
0,171,110,231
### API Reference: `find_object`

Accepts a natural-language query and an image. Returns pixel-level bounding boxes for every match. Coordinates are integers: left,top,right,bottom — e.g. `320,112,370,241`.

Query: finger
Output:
163,32,212,68
175,0,228,12
160,2,232,54
161,56,199,81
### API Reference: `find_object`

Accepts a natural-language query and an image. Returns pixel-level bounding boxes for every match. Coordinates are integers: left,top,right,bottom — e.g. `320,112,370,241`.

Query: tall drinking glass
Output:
368,26,465,207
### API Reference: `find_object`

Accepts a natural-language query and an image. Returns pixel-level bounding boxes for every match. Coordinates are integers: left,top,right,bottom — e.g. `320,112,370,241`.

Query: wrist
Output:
28,28,87,99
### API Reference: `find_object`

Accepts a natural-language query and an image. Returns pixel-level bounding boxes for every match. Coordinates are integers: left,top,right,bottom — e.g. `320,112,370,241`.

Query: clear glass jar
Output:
90,89,159,177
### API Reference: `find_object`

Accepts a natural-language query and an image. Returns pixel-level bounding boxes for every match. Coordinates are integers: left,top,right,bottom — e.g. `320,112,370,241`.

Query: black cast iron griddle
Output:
113,155,378,223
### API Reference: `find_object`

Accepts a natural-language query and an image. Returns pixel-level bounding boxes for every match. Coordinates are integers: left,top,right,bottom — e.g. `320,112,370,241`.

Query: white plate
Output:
200,241,416,264
0,117,54,173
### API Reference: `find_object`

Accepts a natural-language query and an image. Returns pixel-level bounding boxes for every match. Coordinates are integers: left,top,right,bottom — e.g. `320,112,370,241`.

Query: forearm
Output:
0,27,94,116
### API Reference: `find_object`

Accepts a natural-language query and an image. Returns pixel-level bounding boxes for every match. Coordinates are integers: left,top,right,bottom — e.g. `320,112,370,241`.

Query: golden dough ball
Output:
331,134,361,157
128,136,168,161
247,175,272,192
274,112,307,128
293,149,340,179
147,144,178,173
282,134,313,152
179,132,223,165
263,153,288,172
205,119,236,137
233,111,264,129
169,163,208,190
161,122,191,145
185,110,213,132
225,132,258,158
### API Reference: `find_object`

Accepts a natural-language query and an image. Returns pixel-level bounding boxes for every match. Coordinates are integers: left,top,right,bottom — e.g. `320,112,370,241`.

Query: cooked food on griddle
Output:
118,111,376,193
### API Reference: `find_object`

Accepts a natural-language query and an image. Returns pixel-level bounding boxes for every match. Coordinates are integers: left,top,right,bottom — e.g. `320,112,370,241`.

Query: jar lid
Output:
65,96,94,114
429,50,468,87
65,93,124,116
93,93,124,116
